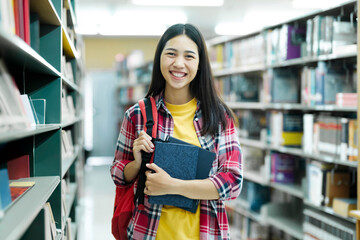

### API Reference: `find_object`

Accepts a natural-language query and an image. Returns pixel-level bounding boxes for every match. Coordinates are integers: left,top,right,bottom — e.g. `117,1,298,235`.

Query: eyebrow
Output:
164,48,197,55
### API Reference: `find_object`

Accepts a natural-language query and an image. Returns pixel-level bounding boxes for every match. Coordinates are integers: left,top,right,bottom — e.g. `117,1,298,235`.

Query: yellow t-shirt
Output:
155,98,200,240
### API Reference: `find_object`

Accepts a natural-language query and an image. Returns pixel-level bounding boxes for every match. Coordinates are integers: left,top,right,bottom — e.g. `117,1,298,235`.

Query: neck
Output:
164,88,193,105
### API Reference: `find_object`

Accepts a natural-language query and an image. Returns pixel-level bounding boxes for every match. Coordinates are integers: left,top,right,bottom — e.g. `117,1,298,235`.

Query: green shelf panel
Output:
28,77,62,124
0,176,60,240
0,31,60,76
34,130,61,177
48,184,62,230
40,25,62,72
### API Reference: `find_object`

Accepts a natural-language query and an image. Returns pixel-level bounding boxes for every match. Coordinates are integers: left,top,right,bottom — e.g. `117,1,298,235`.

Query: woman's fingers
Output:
133,131,154,153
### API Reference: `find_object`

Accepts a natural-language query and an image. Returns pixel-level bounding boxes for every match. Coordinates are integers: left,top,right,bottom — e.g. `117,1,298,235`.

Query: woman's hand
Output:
124,131,154,183
144,163,175,196
133,131,154,167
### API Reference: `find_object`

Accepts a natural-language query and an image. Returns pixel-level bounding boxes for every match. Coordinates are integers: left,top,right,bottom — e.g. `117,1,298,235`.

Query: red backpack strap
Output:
138,96,157,139
135,96,158,210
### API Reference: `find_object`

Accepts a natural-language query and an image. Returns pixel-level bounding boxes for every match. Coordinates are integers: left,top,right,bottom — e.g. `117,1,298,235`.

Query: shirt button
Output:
195,118,199,121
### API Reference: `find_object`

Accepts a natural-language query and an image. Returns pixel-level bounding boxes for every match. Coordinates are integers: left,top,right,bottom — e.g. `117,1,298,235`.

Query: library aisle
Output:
77,157,115,240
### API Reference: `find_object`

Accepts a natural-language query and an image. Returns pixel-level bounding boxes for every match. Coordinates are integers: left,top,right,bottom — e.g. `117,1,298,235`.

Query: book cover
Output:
7,154,30,180
325,172,350,207
149,141,199,209
332,198,357,217
9,181,35,203
306,161,333,206
271,152,296,183
0,168,12,213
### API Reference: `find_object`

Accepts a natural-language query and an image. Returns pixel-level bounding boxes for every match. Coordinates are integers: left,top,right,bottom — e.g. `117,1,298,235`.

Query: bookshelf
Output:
0,0,84,239
208,0,359,239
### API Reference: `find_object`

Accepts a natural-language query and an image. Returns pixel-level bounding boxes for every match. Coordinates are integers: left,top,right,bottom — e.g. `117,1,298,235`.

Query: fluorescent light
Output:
77,8,187,36
132,0,223,7
113,10,187,25
215,22,259,36
99,24,167,36
292,0,348,9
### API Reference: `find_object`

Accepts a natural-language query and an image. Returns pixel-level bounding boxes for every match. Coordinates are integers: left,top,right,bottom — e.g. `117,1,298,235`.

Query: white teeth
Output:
172,72,185,77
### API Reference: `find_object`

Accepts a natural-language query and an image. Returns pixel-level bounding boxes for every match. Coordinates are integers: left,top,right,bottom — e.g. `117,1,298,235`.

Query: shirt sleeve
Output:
208,114,243,201
110,105,138,187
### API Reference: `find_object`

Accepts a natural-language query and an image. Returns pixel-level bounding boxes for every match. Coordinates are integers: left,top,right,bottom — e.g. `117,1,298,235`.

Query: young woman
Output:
111,23,243,240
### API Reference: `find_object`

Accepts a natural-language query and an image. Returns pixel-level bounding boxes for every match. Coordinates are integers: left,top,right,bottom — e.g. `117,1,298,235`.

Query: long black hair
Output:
146,23,234,136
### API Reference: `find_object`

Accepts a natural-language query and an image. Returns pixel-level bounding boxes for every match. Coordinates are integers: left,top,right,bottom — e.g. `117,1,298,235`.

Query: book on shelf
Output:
303,208,356,240
332,198,357,218
324,171,351,207
20,94,37,126
271,152,296,184
316,115,341,158
348,119,358,161
44,202,57,240
270,68,300,103
306,161,333,206
336,93,357,107
314,61,356,106
278,24,305,61
245,181,270,212
267,111,303,147
0,59,31,132
0,168,12,218
236,110,266,139
303,114,314,154
61,129,74,158
9,181,35,203
7,154,30,180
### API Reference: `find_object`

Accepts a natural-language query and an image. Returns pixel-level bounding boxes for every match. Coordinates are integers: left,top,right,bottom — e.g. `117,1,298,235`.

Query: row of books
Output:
303,208,356,240
227,207,269,240
237,109,358,162
266,24,305,65
216,63,357,108
0,59,32,132
303,114,357,162
0,156,32,218
61,56,75,84
301,62,357,106
0,0,30,45
61,88,76,123
118,84,149,105
61,129,75,159
306,160,355,210
209,18,356,70
209,34,266,70
215,74,261,103
305,16,356,57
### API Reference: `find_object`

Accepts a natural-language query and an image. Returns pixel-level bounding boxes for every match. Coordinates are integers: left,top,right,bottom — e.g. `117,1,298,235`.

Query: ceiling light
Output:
292,0,348,9
215,22,259,36
132,0,223,7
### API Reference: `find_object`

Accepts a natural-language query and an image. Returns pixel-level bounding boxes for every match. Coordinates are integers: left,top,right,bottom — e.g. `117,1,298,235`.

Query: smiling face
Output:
160,35,199,103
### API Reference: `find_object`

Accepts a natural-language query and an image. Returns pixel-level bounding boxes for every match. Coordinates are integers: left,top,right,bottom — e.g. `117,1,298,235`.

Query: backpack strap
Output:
135,96,157,210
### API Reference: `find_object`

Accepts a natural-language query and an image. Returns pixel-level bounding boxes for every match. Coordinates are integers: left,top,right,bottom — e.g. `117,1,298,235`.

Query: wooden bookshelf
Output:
0,0,84,239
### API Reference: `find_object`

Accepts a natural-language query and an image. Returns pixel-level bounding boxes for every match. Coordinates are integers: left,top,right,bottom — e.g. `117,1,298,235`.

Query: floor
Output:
77,157,116,240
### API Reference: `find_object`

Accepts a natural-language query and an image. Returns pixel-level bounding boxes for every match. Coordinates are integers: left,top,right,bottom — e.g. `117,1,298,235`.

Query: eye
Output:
185,55,195,59
166,52,176,56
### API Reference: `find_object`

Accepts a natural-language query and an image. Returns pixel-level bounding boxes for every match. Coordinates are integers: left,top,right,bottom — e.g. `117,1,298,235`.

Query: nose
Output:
173,56,185,68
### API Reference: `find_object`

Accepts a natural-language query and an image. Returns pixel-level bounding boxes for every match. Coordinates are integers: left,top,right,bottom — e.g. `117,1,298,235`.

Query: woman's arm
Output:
144,163,219,200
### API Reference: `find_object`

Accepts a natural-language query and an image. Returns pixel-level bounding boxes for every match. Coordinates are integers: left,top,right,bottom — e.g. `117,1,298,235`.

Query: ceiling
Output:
76,0,347,40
